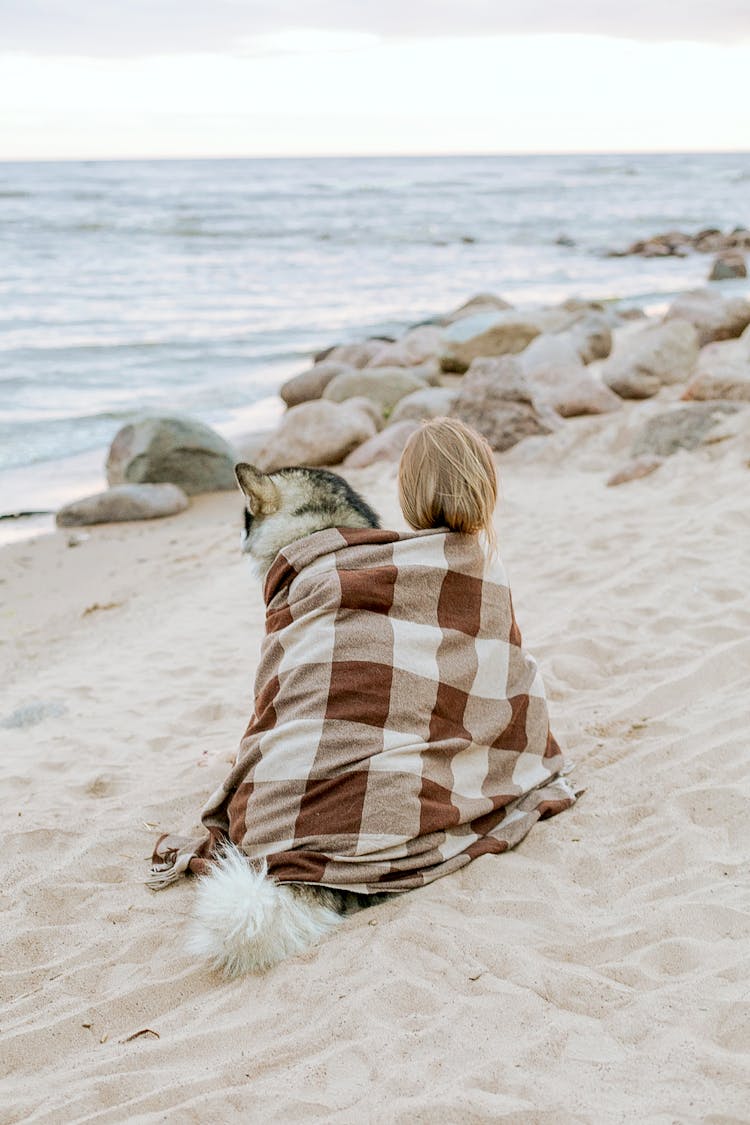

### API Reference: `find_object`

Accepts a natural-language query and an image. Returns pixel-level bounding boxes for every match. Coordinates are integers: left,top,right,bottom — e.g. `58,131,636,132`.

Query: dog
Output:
236,462,380,578
187,463,381,975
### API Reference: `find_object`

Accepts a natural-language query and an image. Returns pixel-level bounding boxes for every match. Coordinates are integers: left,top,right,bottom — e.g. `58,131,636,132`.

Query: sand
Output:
1,393,749,1124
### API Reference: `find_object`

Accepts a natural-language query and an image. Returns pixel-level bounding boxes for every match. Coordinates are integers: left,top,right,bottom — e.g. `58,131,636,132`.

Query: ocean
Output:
1,151,749,535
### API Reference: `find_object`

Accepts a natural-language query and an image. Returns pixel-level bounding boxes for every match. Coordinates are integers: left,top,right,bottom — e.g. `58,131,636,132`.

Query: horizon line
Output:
2,147,750,165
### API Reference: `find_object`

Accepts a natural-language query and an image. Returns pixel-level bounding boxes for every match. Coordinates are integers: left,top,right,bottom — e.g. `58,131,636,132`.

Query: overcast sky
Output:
1,3,749,158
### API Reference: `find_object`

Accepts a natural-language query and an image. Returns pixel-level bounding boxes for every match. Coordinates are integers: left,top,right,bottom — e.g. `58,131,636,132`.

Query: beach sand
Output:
1,393,749,1123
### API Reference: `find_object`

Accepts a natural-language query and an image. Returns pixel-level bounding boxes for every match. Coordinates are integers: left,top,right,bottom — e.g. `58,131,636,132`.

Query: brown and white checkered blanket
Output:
149,527,575,893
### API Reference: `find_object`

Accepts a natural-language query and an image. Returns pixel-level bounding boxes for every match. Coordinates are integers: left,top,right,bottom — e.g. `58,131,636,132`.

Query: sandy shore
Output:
1,391,749,1123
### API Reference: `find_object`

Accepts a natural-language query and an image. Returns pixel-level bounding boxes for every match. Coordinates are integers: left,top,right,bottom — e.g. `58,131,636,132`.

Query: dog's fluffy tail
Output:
186,845,343,976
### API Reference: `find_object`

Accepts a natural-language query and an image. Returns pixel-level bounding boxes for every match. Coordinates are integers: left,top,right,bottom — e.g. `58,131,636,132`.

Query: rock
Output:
708,253,747,281
602,320,699,399
405,359,442,386
698,227,750,252
612,228,750,259
519,333,582,372
234,431,275,463
557,298,607,315
106,415,236,495
664,288,750,346
626,232,690,257
451,356,559,451
318,339,389,369
519,334,620,416
521,317,612,370
568,314,613,363
457,354,530,398
343,421,420,468
443,293,513,324
529,362,622,418
682,335,750,402
643,240,680,257
440,310,541,373
280,362,352,407
322,367,427,417
56,483,189,527
440,304,611,374
367,326,445,368
254,400,377,472
631,402,739,459
345,396,385,432
607,457,664,487
387,386,458,426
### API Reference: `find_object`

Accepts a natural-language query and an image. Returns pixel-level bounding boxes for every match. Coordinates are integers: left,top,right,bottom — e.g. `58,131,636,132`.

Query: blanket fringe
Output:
145,851,193,891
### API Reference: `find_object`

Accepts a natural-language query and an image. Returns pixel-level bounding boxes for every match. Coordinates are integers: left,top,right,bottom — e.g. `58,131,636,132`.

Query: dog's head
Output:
235,463,380,578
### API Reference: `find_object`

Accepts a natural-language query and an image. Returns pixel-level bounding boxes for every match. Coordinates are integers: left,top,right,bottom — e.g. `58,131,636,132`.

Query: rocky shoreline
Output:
608,226,749,280
52,283,750,529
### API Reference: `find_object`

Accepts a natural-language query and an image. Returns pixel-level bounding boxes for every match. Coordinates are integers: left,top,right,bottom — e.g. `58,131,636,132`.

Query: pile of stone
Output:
56,415,237,527
607,227,749,282
609,227,750,259
55,284,750,526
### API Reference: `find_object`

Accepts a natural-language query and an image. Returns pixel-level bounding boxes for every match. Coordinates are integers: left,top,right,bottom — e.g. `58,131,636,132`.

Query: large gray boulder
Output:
106,415,236,495
682,332,750,402
631,402,739,459
56,483,189,527
254,400,377,472
451,356,559,451
322,367,427,417
388,386,458,426
664,289,750,346
343,421,420,468
280,361,352,407
440,310,541,374
602,320,699,399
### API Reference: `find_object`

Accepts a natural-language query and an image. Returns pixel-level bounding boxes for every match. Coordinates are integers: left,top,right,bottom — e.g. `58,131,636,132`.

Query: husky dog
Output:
235,462,380,578
187,463,381,975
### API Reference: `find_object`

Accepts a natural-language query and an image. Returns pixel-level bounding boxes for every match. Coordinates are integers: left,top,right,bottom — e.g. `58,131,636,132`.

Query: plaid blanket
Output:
149,527,575,893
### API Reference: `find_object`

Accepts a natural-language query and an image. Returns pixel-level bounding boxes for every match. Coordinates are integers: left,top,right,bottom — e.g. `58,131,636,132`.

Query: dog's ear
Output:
234,463,280,516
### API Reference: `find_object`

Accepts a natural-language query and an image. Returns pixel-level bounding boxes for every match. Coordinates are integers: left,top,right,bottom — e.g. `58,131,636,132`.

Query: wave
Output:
0,412,129,471
23,217,488,245
1,337,314,360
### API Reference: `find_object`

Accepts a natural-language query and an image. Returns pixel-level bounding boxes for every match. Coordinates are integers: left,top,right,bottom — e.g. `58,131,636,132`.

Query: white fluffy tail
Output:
186,846,343,976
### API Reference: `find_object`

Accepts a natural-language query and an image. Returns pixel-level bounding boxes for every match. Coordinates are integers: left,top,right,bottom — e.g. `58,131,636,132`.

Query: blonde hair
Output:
398,418,498,550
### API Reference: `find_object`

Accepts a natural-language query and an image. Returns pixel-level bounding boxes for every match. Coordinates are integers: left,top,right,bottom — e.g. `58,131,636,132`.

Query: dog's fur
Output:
188,463,381,975
237,463,380,578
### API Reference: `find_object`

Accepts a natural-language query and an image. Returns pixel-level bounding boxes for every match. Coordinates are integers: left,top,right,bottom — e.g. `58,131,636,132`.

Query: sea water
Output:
1,152,749,526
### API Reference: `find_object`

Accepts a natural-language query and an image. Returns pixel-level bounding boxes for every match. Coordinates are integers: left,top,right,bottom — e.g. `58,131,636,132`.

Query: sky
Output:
1,2,749,159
